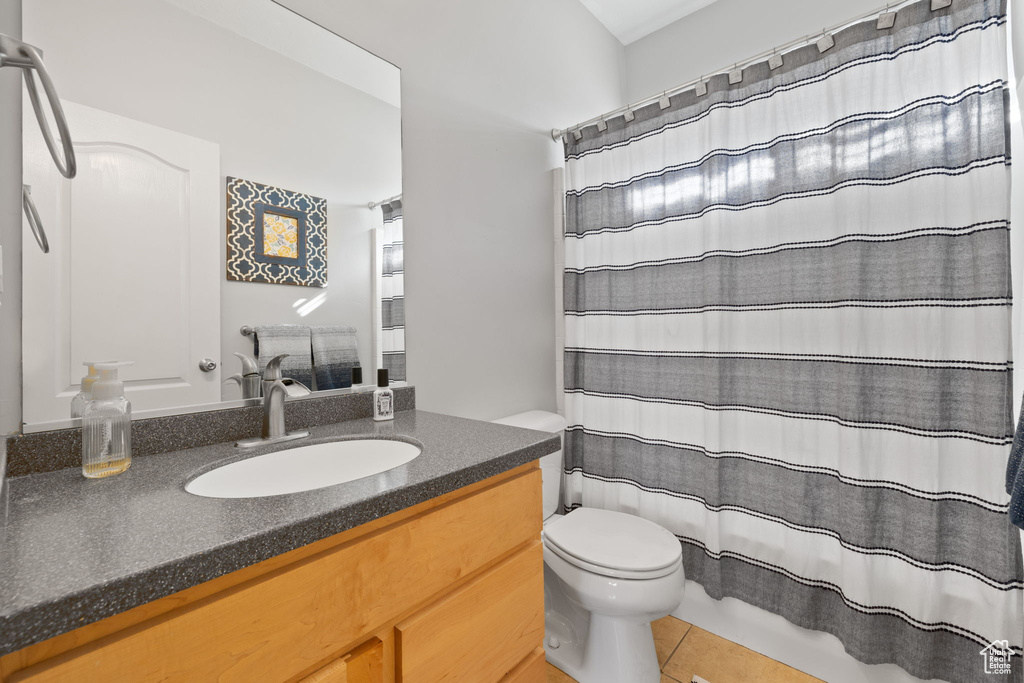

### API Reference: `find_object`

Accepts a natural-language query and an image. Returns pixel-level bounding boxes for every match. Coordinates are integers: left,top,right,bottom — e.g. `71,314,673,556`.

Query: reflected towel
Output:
252,324,313,389
1008,402,1024,529
311,326,360,390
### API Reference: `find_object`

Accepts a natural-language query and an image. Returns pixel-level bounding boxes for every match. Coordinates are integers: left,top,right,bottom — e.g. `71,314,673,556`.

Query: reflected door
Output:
23,100,221,426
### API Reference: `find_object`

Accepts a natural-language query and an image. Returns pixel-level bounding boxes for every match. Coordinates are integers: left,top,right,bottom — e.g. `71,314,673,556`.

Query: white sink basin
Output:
185,439,421,499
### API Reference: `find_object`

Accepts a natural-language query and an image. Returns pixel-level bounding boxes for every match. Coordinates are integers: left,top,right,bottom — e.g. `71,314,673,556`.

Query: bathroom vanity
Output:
0,407,558,682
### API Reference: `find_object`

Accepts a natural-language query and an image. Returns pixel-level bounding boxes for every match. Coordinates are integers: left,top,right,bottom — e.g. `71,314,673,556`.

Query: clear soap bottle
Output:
82,361,134,478
373,368,394,421
71,360,113,418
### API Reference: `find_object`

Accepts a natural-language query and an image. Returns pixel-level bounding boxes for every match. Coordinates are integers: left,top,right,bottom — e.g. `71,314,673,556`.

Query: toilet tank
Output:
492,410,567,520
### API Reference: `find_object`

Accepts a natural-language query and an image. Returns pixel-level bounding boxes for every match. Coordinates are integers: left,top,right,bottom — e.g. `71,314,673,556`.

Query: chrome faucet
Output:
224,352,262,399
235,354,311,448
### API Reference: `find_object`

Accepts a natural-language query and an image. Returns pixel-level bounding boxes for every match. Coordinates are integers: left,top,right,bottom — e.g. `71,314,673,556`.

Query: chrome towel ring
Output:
1,33,76,179
21,185,49,254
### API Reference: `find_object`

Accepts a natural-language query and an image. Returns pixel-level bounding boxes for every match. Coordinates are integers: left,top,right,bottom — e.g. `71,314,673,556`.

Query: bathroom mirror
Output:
19,0,403,431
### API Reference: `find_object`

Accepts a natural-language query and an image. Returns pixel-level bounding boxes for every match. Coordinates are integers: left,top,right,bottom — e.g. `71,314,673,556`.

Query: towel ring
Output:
22,185,49,253
0,34,77,179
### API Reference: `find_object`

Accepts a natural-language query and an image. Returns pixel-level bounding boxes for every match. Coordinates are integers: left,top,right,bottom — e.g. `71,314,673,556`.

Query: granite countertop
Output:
0,410,560,655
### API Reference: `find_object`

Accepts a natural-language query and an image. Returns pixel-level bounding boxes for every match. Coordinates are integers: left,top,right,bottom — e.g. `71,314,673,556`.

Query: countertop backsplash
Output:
5,386,416,478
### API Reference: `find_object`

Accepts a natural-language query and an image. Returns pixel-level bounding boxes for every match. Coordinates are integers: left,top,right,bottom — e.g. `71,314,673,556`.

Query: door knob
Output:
199,358,217,372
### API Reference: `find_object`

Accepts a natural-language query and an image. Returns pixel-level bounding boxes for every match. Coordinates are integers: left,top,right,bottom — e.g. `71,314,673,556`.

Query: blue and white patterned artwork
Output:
226,177,327,287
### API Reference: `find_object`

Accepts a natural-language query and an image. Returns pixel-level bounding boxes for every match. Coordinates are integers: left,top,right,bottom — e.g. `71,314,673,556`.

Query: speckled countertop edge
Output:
0,410,559,655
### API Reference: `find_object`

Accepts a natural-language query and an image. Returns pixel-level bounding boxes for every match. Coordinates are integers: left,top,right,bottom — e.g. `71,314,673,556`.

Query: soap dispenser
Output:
373,369,394,421
82,361,134,478
71,360,114,418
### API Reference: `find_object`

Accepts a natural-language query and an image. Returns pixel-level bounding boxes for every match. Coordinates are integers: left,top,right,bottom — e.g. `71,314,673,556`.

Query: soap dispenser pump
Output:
82,361,134,478
71,360,115,418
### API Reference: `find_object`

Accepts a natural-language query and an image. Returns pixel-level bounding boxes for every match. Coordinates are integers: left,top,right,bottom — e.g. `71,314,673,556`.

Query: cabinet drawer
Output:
299,657,348,683
396,542,544,682
299,638,384,683
12,469,541,683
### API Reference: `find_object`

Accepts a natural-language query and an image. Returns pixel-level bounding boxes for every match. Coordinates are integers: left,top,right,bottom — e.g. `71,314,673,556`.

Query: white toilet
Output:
492,411,685,683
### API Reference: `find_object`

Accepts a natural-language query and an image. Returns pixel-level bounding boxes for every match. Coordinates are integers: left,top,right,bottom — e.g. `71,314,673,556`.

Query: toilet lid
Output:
542,508,681,575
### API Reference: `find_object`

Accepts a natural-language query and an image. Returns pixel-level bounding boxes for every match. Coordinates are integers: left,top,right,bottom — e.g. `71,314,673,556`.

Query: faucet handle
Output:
233,352,259,376
263,354,289,381
281,378,312,398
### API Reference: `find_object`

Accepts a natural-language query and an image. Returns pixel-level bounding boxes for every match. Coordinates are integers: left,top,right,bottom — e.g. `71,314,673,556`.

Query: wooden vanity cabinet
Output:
0,463,545,683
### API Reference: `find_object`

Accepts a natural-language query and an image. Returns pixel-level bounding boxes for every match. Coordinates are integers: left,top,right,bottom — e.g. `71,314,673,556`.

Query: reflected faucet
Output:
235,354,311,448
224,352,261,399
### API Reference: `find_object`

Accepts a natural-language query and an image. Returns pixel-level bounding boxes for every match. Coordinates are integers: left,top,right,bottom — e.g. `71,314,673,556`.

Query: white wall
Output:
624,0,882,102
280,0,625,421
18,0,401,405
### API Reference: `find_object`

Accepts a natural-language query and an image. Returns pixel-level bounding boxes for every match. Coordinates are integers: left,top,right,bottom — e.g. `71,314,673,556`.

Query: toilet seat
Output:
542,508,682,580
544,540,683,580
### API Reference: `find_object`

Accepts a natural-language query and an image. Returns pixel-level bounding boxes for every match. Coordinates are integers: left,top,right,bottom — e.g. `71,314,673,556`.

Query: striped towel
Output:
311,326,360,390
253,324,313,389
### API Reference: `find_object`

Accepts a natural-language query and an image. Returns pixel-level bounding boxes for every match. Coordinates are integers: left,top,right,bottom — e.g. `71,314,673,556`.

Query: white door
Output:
23,100,221,427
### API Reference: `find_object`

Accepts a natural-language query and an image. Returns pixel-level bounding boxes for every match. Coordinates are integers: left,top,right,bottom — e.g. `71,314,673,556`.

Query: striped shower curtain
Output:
380,200,405,381
561,1,1023,681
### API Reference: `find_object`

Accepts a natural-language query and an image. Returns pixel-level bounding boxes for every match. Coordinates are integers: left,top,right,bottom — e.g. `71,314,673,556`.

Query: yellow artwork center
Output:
263,213,299,259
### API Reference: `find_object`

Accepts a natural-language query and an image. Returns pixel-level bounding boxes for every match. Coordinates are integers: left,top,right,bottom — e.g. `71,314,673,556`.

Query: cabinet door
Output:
396,542,544,682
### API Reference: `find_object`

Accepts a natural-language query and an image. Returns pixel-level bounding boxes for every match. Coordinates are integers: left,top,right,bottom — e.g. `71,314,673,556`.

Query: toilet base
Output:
545,612,661,683
543,561,671,683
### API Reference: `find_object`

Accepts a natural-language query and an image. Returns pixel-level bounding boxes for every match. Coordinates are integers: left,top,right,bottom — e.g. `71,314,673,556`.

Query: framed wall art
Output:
226,176,327,287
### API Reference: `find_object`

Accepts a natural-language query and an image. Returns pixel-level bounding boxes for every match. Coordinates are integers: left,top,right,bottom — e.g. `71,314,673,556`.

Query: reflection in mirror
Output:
378,199,405,382
20,0,402,432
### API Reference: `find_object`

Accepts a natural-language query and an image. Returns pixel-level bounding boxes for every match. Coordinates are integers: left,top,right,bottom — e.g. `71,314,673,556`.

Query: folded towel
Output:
311,326,360,390
1007,401,1024,529
253,324,313,390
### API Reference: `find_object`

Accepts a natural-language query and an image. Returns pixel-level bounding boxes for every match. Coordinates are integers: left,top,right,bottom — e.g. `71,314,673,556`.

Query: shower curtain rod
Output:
552,0,942,141
368,193,402,210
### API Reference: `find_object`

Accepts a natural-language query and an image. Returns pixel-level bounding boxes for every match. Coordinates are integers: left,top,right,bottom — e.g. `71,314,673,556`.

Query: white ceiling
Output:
579,0,721,45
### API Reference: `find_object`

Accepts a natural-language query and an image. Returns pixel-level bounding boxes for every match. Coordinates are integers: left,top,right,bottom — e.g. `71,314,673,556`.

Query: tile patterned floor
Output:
545,615,824,683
